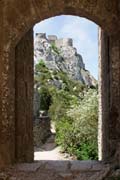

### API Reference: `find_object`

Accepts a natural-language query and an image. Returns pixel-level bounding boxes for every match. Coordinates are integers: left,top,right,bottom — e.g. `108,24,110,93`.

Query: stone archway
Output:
0,0,120,168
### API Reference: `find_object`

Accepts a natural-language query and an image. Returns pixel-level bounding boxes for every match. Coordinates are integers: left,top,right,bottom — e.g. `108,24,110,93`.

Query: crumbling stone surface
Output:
34,33,96,86
104,169,120,180
15,29,34,163
0,161,111,180
0,1,120,177
33,116,51,147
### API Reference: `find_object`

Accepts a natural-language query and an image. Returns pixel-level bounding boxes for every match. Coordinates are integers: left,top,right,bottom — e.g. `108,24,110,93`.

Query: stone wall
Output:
98,29,120,168
0,0,120,176
55,38,73,48
108,31,120,166
0,161,111,180
15,29,34,163
98,29,110,161
35,33,73,47
33,116,51,148
48,35,57,44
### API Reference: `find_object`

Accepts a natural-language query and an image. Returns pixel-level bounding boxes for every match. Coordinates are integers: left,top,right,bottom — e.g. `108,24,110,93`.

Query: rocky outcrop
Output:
33,114,51,148
34,33,97,87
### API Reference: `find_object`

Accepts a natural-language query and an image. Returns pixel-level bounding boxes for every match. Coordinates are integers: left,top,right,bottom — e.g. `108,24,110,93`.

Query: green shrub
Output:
55,118,74,151
51,43,60,55
34,60,98,160
48,89,79,122
35,60,52,84
39,86,51,111
55,88,98,160
35,59,46,72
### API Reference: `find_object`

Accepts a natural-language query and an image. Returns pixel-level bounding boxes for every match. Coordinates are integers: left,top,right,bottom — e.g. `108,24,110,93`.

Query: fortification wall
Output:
55,38,73,47
48,35,57,44
35,33,73,47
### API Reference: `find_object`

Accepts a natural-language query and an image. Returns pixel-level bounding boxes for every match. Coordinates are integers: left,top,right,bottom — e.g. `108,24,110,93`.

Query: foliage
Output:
38,86,51,111
51,43,60,55
57,71,86,95
49,89,79,122
55,89,98,160
35,59,46,72
55,118,75,151
34,60,98,160
34,59,52,84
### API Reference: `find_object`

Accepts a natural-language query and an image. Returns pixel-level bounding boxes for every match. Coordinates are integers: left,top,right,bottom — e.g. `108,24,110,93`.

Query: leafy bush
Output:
55,89,98,160
55,118,74,151
48,88,80,122
34,60,98,160
51,43,60,55
49,90,71,122
35,59,46,72
34,60,52,84
39,86,51,111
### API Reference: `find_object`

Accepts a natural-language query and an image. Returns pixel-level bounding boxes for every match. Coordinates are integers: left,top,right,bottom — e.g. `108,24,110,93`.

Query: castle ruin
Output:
36,33,73,47
0,0,120,179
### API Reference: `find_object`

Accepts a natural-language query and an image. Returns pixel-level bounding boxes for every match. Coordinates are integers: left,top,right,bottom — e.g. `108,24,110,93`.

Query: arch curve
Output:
0,0,120,168
7,0,119,47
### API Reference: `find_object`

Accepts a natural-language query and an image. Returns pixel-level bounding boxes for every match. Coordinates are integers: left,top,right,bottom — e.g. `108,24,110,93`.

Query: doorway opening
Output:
33,15,98,161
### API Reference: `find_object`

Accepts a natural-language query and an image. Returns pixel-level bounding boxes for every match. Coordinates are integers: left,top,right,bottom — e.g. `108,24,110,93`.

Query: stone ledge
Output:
0,161,111,180
9,160,110,173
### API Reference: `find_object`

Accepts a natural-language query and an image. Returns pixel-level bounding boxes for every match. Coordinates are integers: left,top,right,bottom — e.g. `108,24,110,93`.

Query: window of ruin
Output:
11,17,110,179
33,15,99,161
1,0,118,171
14,13,111,165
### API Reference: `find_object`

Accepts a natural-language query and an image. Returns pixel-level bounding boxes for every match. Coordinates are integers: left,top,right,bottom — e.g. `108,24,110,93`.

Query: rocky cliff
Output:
34,33,97,87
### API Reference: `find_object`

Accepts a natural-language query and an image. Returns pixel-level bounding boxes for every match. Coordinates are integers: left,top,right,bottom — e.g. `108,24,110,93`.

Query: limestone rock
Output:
34,33,97,87
33,116,51,148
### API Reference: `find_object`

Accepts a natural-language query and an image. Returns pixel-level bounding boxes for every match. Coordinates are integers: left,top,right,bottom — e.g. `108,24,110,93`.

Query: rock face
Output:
33,115,51,148
34,33,97,87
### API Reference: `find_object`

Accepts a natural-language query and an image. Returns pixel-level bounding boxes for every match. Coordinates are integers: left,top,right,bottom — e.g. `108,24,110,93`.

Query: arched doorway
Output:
0,0,119,167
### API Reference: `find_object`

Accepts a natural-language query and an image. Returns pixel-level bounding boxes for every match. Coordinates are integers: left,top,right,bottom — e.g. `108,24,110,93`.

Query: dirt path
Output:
34,134,67,160
34,123,71,161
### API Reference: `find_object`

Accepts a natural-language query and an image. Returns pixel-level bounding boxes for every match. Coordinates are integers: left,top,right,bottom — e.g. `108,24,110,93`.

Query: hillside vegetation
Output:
34,60,98,160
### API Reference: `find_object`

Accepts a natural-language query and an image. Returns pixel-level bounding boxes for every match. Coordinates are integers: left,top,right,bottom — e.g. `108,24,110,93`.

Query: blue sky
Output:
34,15,98,79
